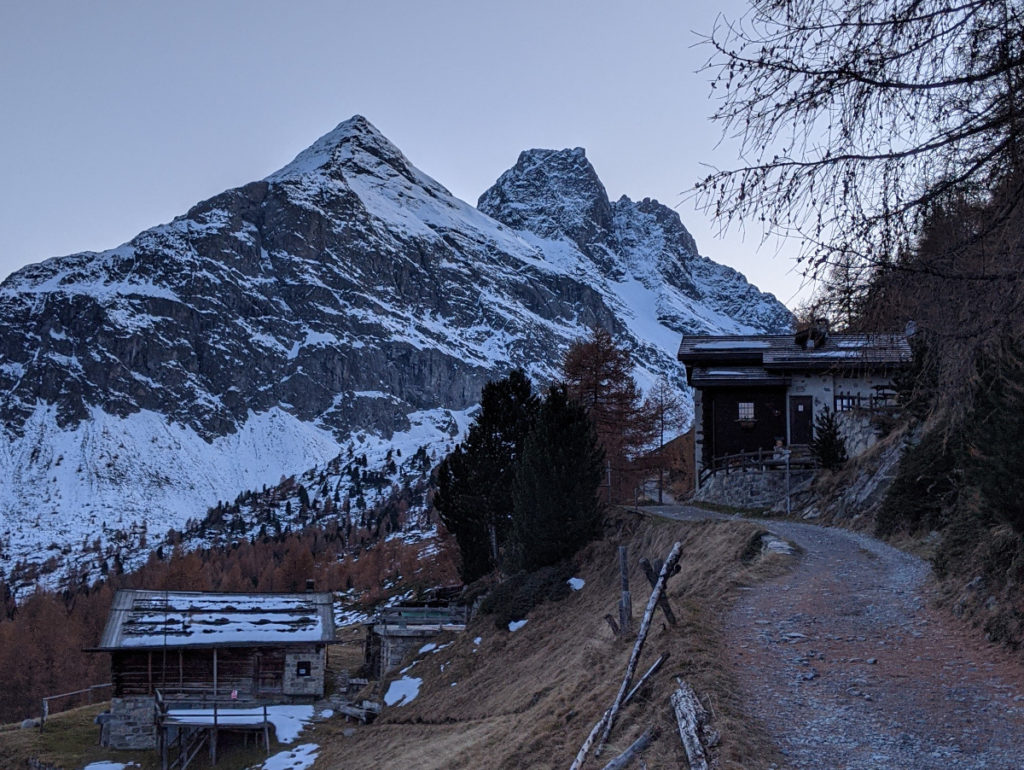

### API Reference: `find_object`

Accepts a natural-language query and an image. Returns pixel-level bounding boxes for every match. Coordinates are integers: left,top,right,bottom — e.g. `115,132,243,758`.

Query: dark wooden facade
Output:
110,643,324,699
700,386,786,468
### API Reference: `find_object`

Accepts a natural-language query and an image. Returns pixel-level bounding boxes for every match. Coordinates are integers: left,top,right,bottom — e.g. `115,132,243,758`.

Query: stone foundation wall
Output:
107,696,156,750
694,468,816,509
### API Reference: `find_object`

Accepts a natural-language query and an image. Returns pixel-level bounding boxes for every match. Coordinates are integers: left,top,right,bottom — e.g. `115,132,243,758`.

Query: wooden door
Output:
789,396,813,445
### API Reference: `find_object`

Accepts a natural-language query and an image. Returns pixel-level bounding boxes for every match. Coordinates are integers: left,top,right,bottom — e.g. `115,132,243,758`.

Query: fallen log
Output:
670,678,710,770
600,726,657,770
623,652,669,706
594,541,683,757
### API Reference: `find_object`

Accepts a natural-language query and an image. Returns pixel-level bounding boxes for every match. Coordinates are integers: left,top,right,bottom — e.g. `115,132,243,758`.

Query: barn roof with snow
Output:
92,589,336,651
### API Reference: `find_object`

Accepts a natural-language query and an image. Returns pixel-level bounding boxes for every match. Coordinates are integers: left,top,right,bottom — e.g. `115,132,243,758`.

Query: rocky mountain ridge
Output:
0,115,790,589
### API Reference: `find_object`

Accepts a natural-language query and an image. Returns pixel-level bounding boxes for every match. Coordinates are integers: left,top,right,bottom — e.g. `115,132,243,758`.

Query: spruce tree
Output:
435,369,540,581
510,385,605,572
810,406,848,470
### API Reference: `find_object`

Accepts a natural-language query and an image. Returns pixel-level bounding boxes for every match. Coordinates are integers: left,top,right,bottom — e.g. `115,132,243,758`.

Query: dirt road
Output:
659,506,1024,769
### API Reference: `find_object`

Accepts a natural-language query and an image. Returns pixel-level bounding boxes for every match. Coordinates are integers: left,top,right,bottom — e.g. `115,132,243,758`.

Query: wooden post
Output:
213,648,218,696
211,705,218,765
638,558,678,626
618,546,632,636
595,541,683,757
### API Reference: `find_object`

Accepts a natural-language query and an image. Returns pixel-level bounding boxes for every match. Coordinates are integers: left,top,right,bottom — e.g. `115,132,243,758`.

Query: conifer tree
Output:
435,369,540,582
510,385,605,571
563,327,655,501
810,407,848,471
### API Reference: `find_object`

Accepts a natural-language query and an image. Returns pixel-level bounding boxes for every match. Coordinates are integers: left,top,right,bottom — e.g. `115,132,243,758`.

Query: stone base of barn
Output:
104,696,158,750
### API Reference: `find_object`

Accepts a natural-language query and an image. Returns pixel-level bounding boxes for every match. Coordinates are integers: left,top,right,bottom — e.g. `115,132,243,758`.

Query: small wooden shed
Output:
88,589,335,750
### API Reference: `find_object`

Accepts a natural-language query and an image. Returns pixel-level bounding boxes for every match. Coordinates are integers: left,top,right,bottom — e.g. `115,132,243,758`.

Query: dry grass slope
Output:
315,514,790,769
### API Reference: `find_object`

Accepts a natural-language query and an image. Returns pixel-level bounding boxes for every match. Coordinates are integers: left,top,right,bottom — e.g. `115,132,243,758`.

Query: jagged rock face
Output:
0,116,791,582
479,147,794,335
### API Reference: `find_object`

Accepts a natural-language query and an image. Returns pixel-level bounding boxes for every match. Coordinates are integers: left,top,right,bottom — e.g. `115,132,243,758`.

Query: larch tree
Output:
645,377,688,504
563,327,655,502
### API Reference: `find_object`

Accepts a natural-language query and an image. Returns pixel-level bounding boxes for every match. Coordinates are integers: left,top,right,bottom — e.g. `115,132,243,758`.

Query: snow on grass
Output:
384,676,422,706
261,743,319,770
568,577,585,591
83,763,140,770
508,619,528,632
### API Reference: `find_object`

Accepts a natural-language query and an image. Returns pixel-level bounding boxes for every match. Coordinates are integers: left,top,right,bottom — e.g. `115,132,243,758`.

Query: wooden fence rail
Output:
699,449,818,486
40,683,112,730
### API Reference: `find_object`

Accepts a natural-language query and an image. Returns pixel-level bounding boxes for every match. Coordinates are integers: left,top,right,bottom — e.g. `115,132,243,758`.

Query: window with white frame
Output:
737,402,755,421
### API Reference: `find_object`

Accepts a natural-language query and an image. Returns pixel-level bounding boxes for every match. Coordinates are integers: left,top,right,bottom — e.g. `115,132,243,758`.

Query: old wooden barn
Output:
88,589,335,753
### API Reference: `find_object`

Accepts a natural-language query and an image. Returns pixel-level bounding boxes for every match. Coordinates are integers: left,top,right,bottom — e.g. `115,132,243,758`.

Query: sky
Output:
0,1,813,309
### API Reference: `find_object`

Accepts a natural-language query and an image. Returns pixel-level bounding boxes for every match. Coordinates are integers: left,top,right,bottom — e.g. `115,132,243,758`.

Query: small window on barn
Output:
296,661,312,677
737,402,755,421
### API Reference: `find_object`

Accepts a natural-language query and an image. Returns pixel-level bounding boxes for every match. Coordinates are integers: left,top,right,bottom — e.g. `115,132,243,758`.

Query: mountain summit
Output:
0,116,790,589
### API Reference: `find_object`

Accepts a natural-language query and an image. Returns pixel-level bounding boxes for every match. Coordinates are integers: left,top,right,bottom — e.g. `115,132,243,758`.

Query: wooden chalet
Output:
677,323,911,486
88,589,336,754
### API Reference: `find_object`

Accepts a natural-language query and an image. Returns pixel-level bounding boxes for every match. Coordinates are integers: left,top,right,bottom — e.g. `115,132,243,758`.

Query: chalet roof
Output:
91,590,336,651
678,332,911,374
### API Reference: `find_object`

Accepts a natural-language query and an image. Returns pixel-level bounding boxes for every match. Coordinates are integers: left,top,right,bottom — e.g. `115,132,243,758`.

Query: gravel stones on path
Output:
662,507,1024,769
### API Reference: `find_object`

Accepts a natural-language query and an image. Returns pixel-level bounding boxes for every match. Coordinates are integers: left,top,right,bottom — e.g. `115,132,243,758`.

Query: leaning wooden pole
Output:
594,541,683,758
571,709,611,770
623,652,669,706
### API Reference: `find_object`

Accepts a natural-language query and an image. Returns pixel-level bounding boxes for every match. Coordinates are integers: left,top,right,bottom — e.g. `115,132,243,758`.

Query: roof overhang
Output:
690,367,790,387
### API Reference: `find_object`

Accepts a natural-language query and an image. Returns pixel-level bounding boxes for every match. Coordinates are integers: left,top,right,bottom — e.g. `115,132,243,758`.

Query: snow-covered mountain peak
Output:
266,114,417,186
477,146,614,258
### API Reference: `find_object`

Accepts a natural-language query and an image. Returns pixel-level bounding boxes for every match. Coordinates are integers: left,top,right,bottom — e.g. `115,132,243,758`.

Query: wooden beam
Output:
600,726,657,770
623,652,669,706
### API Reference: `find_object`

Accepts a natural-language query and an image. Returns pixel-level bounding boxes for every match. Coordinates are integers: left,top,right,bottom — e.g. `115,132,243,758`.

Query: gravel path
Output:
658,506,1024,769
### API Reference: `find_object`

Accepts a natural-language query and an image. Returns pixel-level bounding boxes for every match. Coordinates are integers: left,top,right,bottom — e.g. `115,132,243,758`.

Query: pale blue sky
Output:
0,1,811,306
